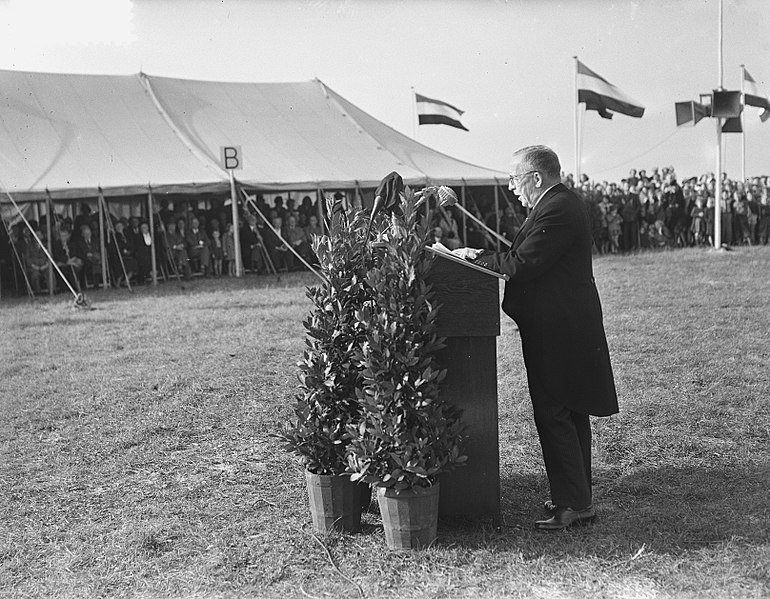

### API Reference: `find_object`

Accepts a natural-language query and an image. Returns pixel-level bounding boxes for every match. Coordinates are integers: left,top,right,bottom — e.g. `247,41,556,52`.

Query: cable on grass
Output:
306,529,366,599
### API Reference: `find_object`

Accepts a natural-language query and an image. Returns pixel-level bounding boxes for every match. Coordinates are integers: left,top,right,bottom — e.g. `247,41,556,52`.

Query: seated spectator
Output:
52,227,82,292
498,204,522,241
283,215,311,268
23,230,49,294
263,215,290,272
72,224,102,287
166,219,191,279
185,217,211,276
240,214,265,274
107,220,137,286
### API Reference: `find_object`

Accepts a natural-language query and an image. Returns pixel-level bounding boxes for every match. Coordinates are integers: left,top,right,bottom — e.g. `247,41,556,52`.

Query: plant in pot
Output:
278,197,374,534
346,188,467,549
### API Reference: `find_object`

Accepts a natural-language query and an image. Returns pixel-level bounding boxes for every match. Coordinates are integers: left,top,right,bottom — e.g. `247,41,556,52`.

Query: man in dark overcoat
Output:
454,145,618,531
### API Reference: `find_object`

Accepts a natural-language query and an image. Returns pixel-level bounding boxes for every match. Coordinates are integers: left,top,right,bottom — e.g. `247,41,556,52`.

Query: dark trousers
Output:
528,375,592,509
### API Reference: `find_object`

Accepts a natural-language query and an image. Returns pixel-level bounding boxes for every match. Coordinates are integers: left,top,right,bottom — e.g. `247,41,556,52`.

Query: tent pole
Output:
493,182,500,251
148,188,158,286
45,190,54,296
97,189,108,289
317,187,326,233
460,180,467,245
229,169,243,277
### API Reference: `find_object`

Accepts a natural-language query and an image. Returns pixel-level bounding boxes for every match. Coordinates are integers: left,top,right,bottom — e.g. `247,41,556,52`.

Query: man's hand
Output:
451,247,484,260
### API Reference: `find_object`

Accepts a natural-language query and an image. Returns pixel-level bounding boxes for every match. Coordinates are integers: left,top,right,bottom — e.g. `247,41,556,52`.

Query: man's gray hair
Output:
514,145,561,179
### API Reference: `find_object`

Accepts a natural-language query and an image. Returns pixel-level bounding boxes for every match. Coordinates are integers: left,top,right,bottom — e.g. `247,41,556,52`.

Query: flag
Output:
415,93,468,131
743,69,770,123
577,60,645,119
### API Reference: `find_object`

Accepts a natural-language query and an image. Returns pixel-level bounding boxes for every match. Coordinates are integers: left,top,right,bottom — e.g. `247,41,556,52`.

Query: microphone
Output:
414,185,458,209
363,194,385,246
437,185,458,207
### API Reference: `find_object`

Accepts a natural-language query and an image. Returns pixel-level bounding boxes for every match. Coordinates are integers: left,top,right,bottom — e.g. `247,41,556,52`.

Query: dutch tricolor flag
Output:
577,60,645,120
743,69,770,123
415,93,468,131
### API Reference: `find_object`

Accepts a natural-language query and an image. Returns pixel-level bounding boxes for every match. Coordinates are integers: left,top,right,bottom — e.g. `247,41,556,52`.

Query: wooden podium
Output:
425,248,505,522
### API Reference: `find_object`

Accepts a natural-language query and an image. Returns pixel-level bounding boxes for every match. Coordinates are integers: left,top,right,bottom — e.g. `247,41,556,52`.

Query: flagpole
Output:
740,64,746,183
411,86,417,139
573,56,580,182
713,0,723,249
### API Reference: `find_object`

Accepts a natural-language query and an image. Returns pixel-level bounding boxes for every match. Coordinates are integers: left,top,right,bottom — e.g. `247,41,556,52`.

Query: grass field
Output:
2,247,769,599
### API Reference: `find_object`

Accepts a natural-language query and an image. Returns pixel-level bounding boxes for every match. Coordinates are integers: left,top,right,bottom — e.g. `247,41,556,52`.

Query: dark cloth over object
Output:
476,184,618,416
374,171,405,215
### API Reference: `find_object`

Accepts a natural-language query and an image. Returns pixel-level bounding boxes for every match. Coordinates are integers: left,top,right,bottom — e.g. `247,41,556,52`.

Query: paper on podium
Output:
426,243,509,281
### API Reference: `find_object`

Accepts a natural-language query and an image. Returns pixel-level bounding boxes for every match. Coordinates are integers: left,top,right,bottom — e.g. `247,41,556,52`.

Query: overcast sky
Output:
1,0,768,182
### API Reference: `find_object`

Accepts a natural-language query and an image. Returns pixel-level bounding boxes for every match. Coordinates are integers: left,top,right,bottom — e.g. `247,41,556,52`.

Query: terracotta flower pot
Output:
305,470,363,534
376,483,440,549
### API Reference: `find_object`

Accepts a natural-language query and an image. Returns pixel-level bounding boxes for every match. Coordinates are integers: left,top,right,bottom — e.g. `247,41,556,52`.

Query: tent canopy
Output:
0,70,506,201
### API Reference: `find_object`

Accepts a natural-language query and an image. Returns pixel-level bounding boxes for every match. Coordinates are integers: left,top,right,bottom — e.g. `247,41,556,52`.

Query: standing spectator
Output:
210,229,224,276
606,204,622,254
134,221,153,284
757,192,770,245
620,185,641,252
732,191,751,245
689,196,707,246
223,222,236,276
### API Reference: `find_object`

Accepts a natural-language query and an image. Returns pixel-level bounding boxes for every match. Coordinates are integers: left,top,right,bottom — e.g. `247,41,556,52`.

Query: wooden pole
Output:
229,169,243,277
45,191,54,296
460,181,467,245
740,64,746,183
148,188,158,286
713,0,724,249
97,189,108,289
493,183,500,251
573,56,581,182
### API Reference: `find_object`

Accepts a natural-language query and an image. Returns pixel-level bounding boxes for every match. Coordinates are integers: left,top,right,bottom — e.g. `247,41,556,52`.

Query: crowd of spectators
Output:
1,193,326,295
561,168,770,253
3,168,769,296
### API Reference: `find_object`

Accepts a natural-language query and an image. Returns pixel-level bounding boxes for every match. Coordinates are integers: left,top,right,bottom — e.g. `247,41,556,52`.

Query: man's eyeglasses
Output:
509,171,538,186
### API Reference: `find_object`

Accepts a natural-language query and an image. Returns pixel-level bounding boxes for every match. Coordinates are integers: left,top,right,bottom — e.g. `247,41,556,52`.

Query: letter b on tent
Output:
221,146,243,170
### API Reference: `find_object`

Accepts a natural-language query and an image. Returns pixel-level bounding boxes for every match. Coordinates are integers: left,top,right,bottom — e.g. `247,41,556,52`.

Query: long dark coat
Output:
479,184,618,416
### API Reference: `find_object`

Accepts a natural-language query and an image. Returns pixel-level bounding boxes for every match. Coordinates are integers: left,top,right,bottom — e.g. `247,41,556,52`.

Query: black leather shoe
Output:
535,506,596,531
543,500,593,515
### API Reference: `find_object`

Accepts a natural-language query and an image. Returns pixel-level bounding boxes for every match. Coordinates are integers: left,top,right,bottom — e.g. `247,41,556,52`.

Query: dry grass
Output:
1,248,769,598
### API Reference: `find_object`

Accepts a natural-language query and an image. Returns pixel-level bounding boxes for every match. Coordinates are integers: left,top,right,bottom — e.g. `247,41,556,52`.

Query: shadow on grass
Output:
436,462,769,556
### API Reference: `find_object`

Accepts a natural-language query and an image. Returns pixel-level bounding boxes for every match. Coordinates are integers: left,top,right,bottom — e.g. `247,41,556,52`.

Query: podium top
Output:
425,246,509,281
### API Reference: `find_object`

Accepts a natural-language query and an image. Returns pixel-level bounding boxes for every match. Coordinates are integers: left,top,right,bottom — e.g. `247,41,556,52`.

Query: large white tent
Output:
0,69,506,202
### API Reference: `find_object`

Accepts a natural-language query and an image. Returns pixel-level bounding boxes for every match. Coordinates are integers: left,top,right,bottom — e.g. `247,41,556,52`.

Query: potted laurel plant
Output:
346,188,467,549
278,197,372,534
